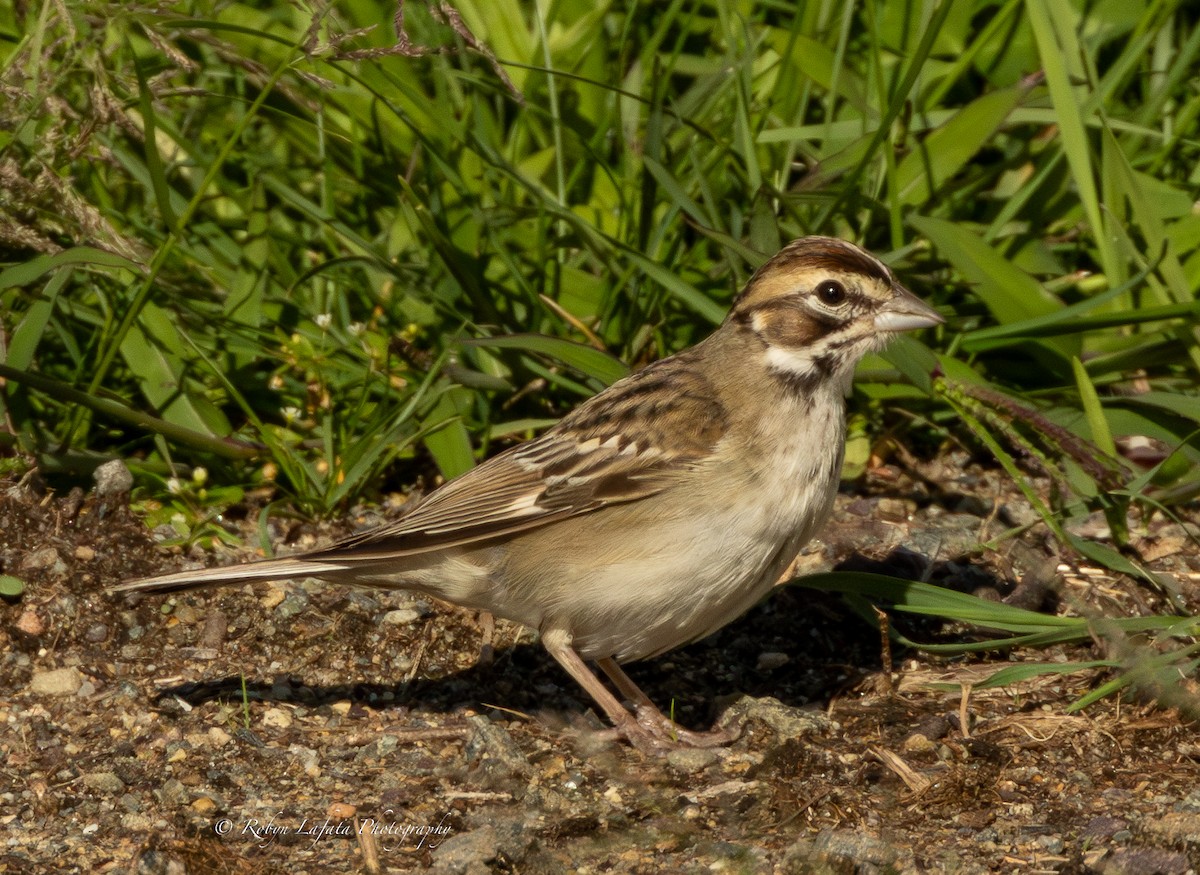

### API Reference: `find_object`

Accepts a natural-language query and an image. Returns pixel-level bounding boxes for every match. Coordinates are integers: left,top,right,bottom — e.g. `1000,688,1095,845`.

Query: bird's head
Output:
728,236,943,392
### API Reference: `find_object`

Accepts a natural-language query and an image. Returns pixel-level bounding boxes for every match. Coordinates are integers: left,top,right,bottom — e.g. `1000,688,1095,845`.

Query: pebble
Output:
83,771,126,794
15,611,44,636
465,716,531,778
876,497,913,521
262,708,293,730
276,591,309,619
29,667,84,696
382,608,421,625
720,695,829,740
1143,811,1200,844
20,547,61,572
208,727,233,748
83,623,109,643
74,545,96,561
666,748,721,773
93,459,134,495
756,651,790,671
902,733,936,754
158,779,189,807
260,584,287,610
328,801,356,818
120,814,153,831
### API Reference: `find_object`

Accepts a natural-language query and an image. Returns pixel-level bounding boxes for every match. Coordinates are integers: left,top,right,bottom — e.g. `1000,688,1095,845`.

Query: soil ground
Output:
2,450,1199,874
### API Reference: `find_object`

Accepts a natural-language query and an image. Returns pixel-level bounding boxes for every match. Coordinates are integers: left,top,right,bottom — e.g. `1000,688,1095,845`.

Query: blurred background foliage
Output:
0,0,1197,539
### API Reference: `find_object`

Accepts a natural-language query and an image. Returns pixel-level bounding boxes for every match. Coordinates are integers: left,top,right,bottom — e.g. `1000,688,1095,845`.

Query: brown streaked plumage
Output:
113,236,942,754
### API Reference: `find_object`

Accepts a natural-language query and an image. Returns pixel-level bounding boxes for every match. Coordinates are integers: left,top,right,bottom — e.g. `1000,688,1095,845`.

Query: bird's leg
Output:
597,657,738,748
541,627,672,754
773,552,804,586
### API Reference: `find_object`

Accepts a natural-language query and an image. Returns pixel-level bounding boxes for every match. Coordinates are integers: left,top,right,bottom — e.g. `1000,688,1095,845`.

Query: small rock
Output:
432,825,500,873
1037,835,1064,854
121,814,154,831
432,816,525,868
29,667,84,696
1103,848,1191,875
328,801,356,818
191,796,218,815
1082,816,1128,841
1143,811,1200,845
1065,510,1112,540
83,623,109,643
199,609,228,650
719,695,828,740
15,611,44,636
465,716,531,779
158,779,189,807
262,707,293,730
208,727,233,748
382,608,421,625
756,651,790,671
1176,789,1200,813
999,502,1040,529
785,828,906,874
952,494,992,517
666,747,721,773
276,591,309,619
260,584,287,610
83,771,126,794
875,497,913,521
74,545,96,561
902,733,935,754
20,547,60,572
93,459,134,496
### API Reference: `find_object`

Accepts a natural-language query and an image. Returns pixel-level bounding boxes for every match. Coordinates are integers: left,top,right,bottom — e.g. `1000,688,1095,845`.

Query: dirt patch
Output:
2,454,1198,873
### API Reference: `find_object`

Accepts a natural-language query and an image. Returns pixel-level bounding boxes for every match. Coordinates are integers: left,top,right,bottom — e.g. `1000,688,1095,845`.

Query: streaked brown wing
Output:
313,355,727,561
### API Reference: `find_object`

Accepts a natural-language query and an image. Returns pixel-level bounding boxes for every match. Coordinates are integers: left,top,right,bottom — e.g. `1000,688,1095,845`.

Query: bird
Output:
114,236,943,753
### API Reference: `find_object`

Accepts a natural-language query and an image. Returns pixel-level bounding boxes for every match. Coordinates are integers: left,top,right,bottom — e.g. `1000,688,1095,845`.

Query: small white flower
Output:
282,406,302,424
166,478,183,494
315,313,332,329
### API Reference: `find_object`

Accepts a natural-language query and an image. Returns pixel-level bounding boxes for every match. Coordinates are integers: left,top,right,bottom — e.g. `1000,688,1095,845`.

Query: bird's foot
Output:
634,705,740,748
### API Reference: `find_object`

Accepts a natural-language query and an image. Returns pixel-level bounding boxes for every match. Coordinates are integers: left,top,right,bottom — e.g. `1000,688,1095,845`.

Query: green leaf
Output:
894,85,1027,206
970,660,1117,689
1071,356,1116,458
0,248,141,292
462,334,629,387
0,575,25,598
421,386,476,480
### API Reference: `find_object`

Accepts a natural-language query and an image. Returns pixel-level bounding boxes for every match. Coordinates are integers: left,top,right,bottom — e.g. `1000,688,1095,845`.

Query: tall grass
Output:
1,1,1197,703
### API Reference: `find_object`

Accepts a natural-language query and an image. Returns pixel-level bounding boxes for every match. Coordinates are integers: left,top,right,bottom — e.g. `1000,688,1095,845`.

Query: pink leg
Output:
541,627,674,754
597,657,737,748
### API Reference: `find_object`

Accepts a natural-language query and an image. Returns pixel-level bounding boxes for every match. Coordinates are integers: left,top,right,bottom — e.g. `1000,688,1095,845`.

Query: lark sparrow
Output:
115,237,942,753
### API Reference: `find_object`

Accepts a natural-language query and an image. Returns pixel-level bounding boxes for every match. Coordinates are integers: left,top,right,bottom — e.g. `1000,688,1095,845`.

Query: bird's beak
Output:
873,284,944,333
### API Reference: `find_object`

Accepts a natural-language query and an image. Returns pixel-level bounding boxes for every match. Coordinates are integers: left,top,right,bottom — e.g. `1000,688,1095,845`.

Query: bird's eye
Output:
816,280,847,306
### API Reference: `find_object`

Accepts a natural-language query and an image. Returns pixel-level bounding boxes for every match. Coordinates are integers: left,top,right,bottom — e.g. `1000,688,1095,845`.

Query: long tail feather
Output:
112,557,351,596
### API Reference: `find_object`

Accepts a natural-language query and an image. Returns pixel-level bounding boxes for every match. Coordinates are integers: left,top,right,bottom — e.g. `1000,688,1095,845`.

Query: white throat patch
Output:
764,344,819,378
